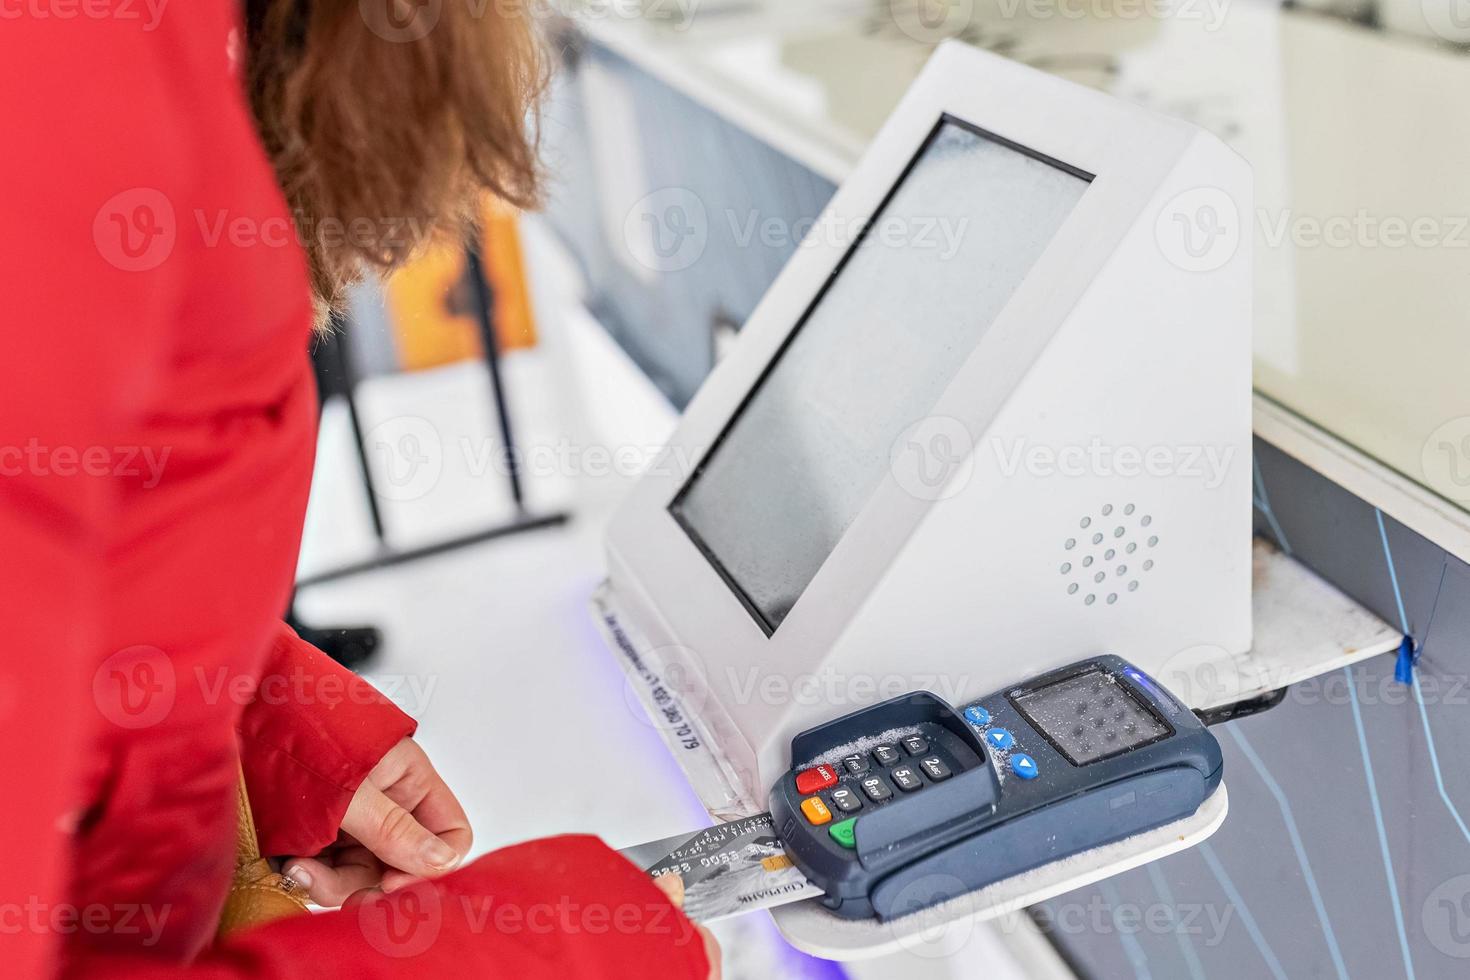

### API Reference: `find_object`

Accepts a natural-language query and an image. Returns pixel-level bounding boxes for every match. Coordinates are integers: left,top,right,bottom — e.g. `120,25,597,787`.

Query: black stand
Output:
290,238,569,667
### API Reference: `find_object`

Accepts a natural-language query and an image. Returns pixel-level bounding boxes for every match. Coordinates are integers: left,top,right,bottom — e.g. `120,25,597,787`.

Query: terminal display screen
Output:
1012,670,1171,765
670,118,1090,633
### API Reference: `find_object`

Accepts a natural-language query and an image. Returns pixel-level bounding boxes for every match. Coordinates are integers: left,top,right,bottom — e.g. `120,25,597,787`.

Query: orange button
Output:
800,796,833,825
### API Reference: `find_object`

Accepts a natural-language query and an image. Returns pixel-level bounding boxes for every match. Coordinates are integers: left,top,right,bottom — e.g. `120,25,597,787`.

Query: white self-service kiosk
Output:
596,40,1253,822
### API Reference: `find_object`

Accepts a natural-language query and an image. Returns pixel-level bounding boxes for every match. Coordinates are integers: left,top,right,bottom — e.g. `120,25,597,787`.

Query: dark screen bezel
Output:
1009,668,1176,767
667,114,1095,636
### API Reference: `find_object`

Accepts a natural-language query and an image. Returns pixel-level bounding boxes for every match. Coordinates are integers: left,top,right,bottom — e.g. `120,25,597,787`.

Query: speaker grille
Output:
1060,504,1159,607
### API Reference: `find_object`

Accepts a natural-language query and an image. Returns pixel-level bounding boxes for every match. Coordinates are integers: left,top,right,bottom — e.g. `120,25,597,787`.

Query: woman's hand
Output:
285,737,471,906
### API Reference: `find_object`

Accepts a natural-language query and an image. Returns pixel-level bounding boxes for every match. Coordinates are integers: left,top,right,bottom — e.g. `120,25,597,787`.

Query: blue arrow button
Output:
1010,753,1039,779
985,728,1014,751
963,705,991,727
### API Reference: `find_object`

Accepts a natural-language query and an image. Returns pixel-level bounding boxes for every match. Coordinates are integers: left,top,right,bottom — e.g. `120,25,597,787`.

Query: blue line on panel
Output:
1198,843,1288,980
1413,673,1470,849
1374,508,1411,634
1345,666,1416,980
1226,724,1349,980
1099,878,1153,980
1145,863,1206,980
1405,558,1470,851
1374,508,1418,684
1252,455,1292,555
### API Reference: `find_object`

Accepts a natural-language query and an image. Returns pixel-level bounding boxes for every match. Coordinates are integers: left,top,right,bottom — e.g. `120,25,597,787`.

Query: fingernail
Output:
286,864,313,890
421,838,459,871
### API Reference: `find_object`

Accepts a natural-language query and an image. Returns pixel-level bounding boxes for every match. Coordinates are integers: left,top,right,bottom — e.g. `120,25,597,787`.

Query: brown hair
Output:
243,0,546,321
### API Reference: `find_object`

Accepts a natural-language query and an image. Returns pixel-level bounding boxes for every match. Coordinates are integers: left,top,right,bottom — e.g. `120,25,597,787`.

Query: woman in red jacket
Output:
0,2,717,977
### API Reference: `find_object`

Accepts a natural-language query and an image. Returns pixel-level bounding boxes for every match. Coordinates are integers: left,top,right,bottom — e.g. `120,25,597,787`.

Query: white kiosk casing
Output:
598,40,1253,818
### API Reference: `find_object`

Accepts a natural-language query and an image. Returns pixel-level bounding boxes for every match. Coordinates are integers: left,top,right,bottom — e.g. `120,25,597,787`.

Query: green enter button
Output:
828,817,858,849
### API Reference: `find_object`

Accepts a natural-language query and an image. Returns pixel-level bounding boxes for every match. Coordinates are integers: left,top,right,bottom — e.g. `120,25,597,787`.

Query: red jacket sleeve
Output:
0,13,183,979
62,836,712,980
238,623,418,857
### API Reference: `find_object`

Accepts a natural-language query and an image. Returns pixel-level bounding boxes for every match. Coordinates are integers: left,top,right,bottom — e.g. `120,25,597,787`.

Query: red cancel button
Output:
795,764,838,795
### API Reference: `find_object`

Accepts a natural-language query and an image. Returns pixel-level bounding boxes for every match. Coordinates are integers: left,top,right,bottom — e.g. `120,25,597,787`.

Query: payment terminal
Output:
768,656,1222,920
600,39,1253,819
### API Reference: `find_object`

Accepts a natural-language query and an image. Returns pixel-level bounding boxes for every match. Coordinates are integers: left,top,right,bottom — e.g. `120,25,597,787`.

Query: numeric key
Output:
860,775,894,801
918,756,952,782
891,766,923,792
900,734,929,755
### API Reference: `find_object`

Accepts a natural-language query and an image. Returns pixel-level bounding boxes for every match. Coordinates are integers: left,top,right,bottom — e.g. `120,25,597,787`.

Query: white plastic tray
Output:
769,783,1228,960
1157,539,1400,712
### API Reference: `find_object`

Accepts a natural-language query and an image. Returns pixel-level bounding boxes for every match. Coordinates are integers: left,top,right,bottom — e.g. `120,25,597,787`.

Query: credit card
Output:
619,812,824,922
